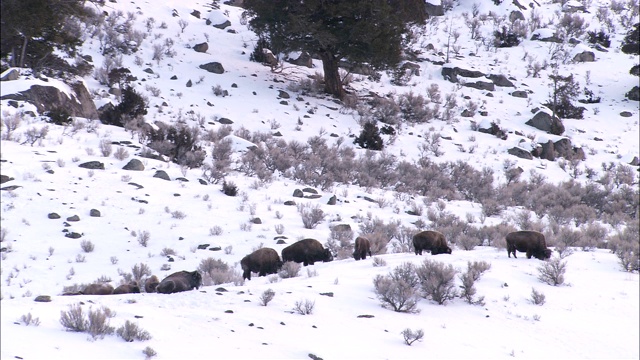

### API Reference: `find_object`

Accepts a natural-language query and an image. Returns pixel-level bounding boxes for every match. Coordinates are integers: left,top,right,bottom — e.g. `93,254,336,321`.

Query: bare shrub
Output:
137,230,150,247
132,263,152,283
80,240,95,253
171,210,186,219
142,346,157,359
113,147,129,160
160,247,176,256
99,139,113,157
372,257,387,267
209,226,223,236
458,261,490,305
608,222,640,272
60,303,87,332
278,261,301,279
298,203,325,229
87,307,116,339
457,234,478,251
110,256,119,265
259,289,276,306
222,180,238,196
293,299,315,315
198,257,228,274
530,287,546,305
19,312,41,326
537,257,567,286
366,232,391,255
416,259,458,305
373,262,420,313
117,320,151,342
274,224,285,235
401,328,424,346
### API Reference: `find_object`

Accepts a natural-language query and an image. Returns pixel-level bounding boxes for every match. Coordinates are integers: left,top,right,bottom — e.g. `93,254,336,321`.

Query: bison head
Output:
323,249,334,262
190,271,203,289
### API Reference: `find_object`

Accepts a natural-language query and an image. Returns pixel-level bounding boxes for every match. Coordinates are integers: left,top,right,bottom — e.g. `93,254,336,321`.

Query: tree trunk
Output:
319,50,345,100
19,36,28,68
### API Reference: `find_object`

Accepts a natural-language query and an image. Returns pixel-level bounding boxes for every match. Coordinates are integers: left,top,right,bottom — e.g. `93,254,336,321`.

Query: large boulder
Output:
442,65,485,83
199,62,225,74
508,147,533,160
193,42,208,53
288,52,313,68
626,86,640,101
526,109,565,135
0,80,98,119
425,1,444,16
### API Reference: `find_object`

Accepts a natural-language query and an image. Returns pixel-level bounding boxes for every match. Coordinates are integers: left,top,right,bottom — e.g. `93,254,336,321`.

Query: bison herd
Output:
68,230,551,295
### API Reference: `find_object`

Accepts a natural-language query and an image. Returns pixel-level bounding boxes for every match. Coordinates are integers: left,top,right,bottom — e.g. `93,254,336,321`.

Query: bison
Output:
506,231,552,260
412,230,452,256
156,270,203,294
352,236,372,261
113,282,141,295
82,283,114,295
241,247,283,280
281,238,333,266
144,275,160,293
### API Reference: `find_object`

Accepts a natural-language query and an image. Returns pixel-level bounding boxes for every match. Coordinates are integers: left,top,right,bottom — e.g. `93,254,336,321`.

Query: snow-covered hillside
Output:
0,0,638,359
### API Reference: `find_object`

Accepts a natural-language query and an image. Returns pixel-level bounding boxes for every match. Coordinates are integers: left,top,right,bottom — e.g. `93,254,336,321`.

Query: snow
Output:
0,0,638,359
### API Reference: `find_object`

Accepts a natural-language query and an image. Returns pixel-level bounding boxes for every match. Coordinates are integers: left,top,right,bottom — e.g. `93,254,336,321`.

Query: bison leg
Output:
526,251,532,259
243,270,251,280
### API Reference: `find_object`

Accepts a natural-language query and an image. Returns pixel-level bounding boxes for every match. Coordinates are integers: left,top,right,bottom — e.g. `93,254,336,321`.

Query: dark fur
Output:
144,275,160,293
241,247,283,280
506,231,552,260
352,236,372,261
156,270,203,294
412,230,452,255
81,283,114,295
281,238,333,266
113,282,140,295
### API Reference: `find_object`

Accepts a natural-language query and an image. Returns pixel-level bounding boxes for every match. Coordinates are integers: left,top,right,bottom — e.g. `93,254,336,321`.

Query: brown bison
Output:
506,231,552,260
82,283,114,295
352,236,372,261
144,275,160,293
412,230,452,256
241,247,283,280
281,238,333,266
156,270,203,294
113,282,141,295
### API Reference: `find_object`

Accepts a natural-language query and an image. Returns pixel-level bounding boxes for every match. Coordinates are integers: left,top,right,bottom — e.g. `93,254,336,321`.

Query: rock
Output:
199,62,225,74
34,295,52,302
193,42,208,53
284,200,296,206
0,175,14,184
0,81,98,119
65,232,82,239
191,10,201,18
48,213,61,219
251,218,262,224
400,62,421,77
573,51,595,62
488,74,515,87
620,111,633,117
511,90,528,98
170,75,178,80
630,156,639,166
89,209,101,217
67,215,80,222
327,195,337,205
461,109,474,117
0,68,20,81
278,90,290,99
531,31,562,43
526,110,565,135
143,68,154,74
625,86,639,101
78,161,104,170
123,159,145,171
218,117,233,124
539,140,556,161
186,80,192,87
302,187,318,194
508,147,533,160
509,10,525,22
463,81,495,91
442,66,485,83
425,2,444,16
289,52,313,68
153,170,171,181
293,189,304,198
212,20,231,29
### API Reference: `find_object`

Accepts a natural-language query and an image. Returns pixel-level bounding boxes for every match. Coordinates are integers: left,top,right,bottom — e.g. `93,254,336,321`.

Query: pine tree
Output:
243,0,427,99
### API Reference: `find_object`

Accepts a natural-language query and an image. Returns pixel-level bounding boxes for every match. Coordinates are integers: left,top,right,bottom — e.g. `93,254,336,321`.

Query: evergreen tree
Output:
243,0,427,99
1,0,89,68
